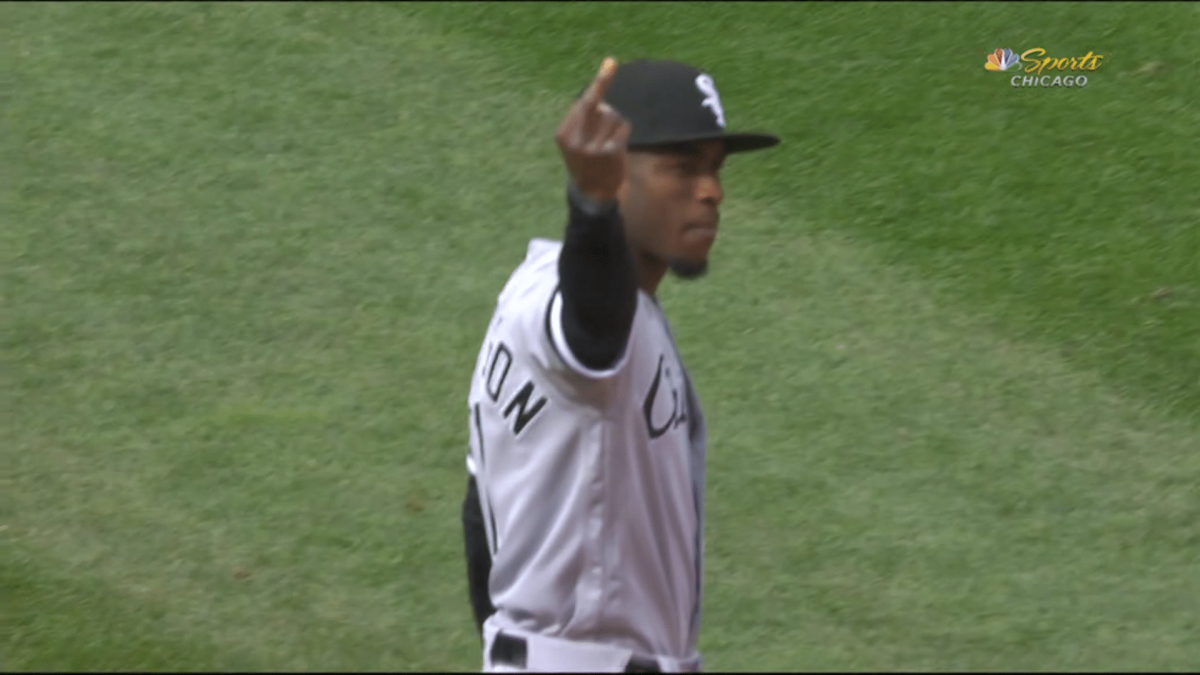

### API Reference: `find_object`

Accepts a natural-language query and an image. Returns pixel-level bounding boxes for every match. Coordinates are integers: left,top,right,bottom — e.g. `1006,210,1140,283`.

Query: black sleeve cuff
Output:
567,178,618,220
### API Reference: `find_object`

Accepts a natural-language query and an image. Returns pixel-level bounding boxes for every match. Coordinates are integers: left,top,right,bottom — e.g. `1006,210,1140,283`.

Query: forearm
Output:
556,180,639,371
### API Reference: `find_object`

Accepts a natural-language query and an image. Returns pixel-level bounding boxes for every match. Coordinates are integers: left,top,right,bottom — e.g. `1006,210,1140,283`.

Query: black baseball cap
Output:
585,58,780,154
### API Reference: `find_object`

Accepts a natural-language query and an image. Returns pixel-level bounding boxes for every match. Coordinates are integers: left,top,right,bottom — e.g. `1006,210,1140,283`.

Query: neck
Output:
635,251,668,298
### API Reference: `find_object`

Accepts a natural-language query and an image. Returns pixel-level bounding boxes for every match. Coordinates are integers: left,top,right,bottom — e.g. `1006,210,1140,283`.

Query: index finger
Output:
582,57,618,106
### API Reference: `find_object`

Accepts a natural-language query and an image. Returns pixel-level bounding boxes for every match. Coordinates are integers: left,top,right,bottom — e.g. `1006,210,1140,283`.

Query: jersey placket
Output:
650,301,707,648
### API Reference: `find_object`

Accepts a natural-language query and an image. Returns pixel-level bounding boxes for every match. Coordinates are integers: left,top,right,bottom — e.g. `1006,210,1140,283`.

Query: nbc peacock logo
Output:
986,48,1020,71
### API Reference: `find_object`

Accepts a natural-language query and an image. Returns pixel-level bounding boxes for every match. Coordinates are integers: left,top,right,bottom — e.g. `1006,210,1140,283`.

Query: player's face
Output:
619,140,726,280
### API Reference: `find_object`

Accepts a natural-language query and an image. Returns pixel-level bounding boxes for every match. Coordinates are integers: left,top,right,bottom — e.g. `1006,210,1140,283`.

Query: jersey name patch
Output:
481,339,548,436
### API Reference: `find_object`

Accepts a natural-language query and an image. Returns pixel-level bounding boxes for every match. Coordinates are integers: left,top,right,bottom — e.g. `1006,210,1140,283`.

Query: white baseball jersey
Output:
466,238,708,661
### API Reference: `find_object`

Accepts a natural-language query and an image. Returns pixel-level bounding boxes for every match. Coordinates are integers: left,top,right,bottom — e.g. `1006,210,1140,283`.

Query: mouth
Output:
686,214,720,235
685,223,718,247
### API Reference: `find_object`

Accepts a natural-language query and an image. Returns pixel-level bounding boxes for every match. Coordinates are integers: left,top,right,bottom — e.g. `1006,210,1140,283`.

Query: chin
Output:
668,257,709,280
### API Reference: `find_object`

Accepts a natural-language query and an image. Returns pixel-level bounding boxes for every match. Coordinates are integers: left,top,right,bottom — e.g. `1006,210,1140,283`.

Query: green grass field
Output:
5,1,1199,671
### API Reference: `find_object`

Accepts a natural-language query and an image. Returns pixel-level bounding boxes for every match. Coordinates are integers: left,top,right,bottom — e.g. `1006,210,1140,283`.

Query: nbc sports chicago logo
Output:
986,47,1107,88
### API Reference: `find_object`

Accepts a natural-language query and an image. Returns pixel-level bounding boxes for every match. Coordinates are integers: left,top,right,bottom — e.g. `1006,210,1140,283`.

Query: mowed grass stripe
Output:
7,3,561,670
396,1,1200,420
6,2,1199,672
676,214,1200,670
3,536,248,671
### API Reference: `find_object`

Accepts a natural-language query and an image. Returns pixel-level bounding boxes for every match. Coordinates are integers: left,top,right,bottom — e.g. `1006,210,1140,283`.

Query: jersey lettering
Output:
643,354,688,439
503,380,548,435
486,342,513,403
482,339,549,436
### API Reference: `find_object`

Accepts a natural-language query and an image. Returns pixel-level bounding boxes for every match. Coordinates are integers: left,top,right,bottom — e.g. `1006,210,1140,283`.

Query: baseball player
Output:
460,57,779,673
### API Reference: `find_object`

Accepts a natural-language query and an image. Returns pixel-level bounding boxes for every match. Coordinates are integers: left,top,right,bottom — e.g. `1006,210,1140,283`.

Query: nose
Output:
698,174,723,208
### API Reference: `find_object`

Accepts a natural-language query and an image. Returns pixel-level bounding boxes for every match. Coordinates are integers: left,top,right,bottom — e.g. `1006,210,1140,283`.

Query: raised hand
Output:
555,57,632,205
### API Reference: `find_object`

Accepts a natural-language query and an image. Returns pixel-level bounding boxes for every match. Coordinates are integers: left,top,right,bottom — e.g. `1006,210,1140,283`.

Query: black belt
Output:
491,631,661,673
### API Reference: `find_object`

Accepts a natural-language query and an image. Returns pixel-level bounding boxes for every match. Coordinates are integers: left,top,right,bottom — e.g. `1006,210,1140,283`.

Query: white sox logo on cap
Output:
694,74,726,128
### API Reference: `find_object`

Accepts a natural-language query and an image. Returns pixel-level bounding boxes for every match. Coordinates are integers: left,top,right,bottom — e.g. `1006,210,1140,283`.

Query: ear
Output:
617,153,640,203
615,165,640,232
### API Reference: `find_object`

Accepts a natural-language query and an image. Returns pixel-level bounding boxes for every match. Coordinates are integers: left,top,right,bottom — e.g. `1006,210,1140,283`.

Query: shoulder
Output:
485,238,564,366
496,238,562,311
486,238,631,402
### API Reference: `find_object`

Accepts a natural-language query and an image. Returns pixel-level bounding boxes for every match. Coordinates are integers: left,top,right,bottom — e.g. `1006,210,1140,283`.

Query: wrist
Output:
567,179,617,217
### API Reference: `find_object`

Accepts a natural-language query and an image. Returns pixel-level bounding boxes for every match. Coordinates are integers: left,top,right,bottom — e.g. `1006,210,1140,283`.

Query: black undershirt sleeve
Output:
461,475,494,640
556,180,639,372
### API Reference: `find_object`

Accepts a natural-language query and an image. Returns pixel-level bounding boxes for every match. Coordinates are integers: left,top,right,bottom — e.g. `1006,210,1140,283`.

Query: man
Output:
461,57,779,673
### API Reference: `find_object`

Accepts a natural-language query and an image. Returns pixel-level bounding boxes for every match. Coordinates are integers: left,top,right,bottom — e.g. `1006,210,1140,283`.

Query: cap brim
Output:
628,130,780,154
722,132,781,153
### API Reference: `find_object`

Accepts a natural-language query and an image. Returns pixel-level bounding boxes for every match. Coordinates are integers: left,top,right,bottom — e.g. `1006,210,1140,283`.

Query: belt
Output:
491,631,663,673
